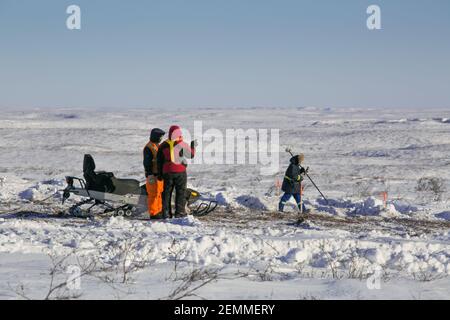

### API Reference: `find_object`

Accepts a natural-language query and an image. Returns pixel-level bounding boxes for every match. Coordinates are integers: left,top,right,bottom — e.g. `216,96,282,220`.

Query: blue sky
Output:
0,0,449,109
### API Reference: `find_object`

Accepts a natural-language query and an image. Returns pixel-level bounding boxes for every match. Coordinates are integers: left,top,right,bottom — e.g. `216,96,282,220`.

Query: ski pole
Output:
285,147,329,204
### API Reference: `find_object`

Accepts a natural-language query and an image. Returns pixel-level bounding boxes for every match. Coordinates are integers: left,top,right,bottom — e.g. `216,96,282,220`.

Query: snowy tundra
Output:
0,107,449,300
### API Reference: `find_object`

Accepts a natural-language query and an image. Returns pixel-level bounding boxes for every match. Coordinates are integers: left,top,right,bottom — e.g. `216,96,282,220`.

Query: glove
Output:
305,166,309,174
191,140,198,148
147,175,156,184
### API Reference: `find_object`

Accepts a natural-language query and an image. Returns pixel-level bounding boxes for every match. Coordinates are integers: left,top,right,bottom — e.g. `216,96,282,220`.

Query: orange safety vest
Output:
144,142,159,175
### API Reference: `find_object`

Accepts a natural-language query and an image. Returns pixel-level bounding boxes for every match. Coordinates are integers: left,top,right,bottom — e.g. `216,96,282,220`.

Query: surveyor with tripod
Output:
278,154,308,213
279,148,328,215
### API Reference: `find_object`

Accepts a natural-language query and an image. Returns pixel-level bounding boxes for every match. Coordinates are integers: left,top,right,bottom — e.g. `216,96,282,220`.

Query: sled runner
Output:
61,154,217,217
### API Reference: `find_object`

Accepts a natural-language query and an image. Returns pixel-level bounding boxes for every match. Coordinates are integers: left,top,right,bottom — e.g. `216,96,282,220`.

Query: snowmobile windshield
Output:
83,154,96,174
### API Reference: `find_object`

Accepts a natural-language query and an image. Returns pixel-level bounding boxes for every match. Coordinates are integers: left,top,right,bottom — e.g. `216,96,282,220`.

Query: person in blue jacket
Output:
278,154,308,212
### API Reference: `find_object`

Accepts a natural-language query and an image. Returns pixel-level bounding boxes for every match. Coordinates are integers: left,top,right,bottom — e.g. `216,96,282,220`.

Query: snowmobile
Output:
61,154,217,217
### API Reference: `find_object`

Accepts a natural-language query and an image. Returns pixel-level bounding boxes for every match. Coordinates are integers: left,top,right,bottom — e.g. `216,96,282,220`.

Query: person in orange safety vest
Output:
143,128,166,218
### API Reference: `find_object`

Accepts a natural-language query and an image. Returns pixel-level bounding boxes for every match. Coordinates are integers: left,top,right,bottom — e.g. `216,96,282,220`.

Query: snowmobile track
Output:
1,203,450,238
201,208,450,236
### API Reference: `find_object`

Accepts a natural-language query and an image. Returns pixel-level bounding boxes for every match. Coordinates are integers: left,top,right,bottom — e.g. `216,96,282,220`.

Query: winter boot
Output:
297,203,308,213
174,211,187,218
151,211,169,220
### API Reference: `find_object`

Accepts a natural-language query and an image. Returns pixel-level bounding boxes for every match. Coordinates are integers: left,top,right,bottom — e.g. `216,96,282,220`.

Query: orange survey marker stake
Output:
299,183,305,214
381,191,388,208
275,178,281,196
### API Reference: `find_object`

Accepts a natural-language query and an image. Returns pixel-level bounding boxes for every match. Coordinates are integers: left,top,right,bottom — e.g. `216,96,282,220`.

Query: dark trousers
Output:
162,172,187,217
279,193,306,212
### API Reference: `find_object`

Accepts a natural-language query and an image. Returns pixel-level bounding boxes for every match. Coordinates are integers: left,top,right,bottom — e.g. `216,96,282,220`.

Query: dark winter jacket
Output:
143,143,158,177
281,156,306,194
143,128,165,177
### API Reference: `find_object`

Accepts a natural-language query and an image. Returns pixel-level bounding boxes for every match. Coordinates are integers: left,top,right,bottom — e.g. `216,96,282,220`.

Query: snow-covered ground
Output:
0,107,449,299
